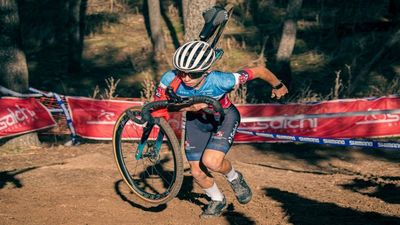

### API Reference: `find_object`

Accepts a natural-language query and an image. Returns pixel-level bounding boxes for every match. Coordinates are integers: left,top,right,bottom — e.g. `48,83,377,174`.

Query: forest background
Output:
0,0,400,145
2,0,400,100
1,3,400,225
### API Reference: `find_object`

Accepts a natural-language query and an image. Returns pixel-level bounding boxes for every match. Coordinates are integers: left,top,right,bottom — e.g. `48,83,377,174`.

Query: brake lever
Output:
166,86,183,103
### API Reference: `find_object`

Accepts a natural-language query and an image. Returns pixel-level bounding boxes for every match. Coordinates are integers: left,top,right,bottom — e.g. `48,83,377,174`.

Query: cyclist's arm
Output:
151,85,170,119
245,66,289,99
150,71,177,119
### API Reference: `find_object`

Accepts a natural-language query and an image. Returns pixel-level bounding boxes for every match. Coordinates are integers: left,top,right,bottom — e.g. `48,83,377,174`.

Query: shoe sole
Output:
237,195,252,204
237,190,253,204
200,204,228,218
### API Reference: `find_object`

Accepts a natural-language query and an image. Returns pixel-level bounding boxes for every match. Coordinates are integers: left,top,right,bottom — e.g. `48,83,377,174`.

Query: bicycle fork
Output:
136,122,165,160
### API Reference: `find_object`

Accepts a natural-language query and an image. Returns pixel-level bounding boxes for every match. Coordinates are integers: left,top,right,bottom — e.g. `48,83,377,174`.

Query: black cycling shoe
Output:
229,171,252,204
200,197,227,218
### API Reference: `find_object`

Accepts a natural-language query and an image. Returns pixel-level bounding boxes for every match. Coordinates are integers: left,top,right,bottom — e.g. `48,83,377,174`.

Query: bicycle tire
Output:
113,106,183,205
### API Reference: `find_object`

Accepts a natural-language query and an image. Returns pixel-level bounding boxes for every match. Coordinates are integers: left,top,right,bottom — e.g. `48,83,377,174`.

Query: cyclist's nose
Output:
181,75,191,82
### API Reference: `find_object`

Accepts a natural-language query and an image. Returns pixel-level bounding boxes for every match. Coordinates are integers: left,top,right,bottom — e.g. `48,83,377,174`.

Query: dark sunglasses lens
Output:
189,72,204,79
178,71,204,79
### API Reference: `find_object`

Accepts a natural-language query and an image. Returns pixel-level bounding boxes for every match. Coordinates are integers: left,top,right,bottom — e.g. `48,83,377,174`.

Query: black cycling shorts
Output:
184,104,240,161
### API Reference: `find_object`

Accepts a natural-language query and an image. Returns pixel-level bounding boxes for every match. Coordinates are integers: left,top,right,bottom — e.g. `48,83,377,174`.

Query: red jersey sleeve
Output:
150,85,170,120
236,69,254,85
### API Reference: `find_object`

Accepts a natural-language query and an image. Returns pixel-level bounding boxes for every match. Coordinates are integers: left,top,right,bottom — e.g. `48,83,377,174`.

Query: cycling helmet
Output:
172,41,216,73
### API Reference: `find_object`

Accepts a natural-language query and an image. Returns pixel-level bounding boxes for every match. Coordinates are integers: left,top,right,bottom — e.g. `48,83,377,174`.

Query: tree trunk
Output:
182,0,216,42
147,0,165,54
67,0,86,75
0,0,29,92
275,0,303,88
0,0,40,148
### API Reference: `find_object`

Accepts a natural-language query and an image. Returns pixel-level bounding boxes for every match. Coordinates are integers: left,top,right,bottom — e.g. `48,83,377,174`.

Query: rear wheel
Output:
113,106,183,205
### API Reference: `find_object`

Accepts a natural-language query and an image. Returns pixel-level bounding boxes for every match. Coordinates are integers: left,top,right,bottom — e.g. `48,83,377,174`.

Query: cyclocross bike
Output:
112,87,225,205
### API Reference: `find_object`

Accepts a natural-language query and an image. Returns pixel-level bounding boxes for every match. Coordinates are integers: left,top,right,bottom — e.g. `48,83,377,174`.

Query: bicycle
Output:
112,87,225,205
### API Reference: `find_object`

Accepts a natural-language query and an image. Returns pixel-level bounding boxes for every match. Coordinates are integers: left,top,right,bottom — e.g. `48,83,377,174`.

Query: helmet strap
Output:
192,72,208,89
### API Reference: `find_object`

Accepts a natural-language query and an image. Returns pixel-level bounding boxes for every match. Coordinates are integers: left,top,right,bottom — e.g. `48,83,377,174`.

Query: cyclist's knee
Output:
202,155,223,172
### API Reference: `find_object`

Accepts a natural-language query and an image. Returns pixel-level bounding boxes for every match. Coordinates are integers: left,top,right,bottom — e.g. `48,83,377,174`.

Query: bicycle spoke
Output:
152,163,172,188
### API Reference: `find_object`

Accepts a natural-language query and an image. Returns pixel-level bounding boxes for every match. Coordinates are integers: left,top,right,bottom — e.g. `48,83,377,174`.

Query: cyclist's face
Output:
178,71,205,87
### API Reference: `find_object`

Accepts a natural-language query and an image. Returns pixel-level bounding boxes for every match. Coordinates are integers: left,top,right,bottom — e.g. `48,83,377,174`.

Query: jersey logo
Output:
215,131,224,137
238,72,249,84
228,121,239,144
155,86,163,98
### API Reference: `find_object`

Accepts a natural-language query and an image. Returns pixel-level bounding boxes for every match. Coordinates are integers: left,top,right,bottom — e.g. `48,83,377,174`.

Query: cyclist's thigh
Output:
185,113,212,161
206,105,240,154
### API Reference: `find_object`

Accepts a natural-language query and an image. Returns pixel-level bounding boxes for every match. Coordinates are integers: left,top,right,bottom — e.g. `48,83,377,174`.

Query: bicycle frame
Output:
135,122,164,160
131,86,225,160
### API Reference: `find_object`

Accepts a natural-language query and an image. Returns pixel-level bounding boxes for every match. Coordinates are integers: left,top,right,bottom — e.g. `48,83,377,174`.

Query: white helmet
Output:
173,41,216,73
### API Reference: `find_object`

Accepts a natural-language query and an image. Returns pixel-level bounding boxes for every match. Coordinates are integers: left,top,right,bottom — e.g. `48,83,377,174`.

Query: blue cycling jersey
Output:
159,70,241,100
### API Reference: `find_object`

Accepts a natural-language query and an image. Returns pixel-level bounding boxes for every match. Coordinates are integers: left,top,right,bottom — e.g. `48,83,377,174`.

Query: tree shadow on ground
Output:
113,179,167,212
0,167,38,189
177,175,256,224
265,187,400,225
248,142,351,168
248,162,334,176
249,142,400,167
223,204,256,225
176,175,208,208
84,12,121,36
112,156,176,212
253,161,400,205
341,176,400,204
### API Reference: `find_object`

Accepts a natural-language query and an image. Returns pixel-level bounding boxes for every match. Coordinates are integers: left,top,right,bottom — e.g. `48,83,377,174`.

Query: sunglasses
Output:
177,71,205,79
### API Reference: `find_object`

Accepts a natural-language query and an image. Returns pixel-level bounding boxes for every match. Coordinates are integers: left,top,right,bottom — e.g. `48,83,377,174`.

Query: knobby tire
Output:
113,106,183,205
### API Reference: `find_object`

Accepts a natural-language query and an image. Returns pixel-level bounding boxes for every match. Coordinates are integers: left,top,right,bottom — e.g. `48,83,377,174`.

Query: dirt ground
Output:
1,141,400,225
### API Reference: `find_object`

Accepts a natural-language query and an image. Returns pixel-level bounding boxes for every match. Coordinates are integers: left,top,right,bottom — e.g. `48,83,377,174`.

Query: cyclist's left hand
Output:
271,84,289,100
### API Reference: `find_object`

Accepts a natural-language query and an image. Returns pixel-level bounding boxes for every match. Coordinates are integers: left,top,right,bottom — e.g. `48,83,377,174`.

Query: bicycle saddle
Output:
199,6,229,42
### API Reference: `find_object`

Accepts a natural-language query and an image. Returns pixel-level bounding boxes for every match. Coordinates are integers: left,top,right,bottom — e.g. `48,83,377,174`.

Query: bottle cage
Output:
199,5,233,50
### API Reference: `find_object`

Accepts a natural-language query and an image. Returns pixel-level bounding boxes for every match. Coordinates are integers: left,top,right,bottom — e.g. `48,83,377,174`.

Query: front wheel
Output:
113,106,183,205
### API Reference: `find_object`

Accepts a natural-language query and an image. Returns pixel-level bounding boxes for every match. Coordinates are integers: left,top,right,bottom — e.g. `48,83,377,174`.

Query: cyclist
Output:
152,40,288,218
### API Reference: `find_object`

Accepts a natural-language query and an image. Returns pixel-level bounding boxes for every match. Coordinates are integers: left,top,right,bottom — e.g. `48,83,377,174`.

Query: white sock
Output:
225,167,238,182
203,182,224,201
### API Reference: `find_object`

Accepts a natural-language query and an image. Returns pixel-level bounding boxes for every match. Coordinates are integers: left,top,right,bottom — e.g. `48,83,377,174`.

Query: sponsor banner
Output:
235,96,400,142
66,97,143,140
67,96,400,142
0,97,56,139
66,97,183,140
